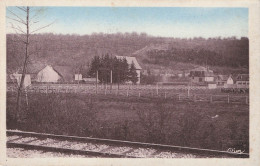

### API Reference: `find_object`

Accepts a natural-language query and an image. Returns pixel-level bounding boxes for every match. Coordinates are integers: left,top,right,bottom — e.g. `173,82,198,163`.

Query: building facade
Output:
236,74,249,88
189,66,214,84
216,75,234,85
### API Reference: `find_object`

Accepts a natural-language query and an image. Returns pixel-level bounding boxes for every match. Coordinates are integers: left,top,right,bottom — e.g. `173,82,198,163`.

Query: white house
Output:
116,56,142,84
75,74,83,81
226,76,234,85
36,65,62,83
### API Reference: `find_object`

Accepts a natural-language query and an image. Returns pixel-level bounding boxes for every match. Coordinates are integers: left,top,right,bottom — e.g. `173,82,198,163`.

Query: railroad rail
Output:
7,130,249,158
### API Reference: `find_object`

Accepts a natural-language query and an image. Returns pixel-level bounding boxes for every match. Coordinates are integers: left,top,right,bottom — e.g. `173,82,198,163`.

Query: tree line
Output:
7,34,249,73
88,54,138,84
142,37,248,68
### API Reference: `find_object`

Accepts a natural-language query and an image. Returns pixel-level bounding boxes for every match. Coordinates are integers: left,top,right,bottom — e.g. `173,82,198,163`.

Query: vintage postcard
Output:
0,0,260,166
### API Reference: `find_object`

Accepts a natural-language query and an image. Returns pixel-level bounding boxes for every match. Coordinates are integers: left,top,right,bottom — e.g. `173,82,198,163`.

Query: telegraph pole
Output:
110,70,113,90
96,70,98,94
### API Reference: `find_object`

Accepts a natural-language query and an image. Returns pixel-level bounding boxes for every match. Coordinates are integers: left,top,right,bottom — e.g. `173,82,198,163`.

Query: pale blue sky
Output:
6,7,248,38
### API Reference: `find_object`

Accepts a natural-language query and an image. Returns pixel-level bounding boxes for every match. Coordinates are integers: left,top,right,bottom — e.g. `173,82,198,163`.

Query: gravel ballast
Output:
7,148,91,158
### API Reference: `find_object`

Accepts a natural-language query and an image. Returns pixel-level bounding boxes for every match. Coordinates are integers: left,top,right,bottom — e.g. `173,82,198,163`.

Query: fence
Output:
7,84,249,105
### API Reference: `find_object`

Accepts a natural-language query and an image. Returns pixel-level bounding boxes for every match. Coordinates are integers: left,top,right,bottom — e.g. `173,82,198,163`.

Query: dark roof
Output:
236,74,249,81
190,66,213,73
26,63,46,74
53,66,74,82
14,63,47,74
15,64,75,82
216,75,230,81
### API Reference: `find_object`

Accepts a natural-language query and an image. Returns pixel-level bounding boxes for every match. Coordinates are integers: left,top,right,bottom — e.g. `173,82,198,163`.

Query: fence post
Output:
227,95,230,103
156,83,159,95
210,95,213,103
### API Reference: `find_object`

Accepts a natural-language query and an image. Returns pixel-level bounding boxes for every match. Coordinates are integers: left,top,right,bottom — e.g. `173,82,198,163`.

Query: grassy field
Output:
7,92,249,153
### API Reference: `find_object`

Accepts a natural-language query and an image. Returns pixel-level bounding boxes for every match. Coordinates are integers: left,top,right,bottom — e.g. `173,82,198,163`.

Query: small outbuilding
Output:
75,74,83,81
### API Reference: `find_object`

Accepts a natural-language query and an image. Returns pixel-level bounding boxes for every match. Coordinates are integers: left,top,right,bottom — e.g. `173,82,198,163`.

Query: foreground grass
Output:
7,92,249,153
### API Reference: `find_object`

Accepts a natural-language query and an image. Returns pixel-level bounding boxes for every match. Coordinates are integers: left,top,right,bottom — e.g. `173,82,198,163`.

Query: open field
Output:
7,92,249,153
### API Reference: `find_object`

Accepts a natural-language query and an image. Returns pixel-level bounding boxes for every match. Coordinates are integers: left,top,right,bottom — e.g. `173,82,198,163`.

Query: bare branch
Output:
6,16,27,25
7,8,26,24
16,6,27,12
31,20,56,34
10,23,27,35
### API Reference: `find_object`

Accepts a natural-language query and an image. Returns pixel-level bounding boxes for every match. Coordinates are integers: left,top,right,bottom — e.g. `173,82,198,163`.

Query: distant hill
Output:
6,33,249,75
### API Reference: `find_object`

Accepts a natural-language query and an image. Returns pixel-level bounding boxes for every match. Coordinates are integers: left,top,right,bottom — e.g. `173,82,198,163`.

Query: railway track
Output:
7,130,249,158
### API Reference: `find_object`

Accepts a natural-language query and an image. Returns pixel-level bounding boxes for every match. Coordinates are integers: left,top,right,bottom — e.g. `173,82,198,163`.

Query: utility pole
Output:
96,70,98,94
110,70,113,90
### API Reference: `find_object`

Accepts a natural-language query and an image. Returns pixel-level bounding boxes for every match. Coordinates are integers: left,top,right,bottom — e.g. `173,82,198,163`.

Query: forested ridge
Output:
7,33,249,74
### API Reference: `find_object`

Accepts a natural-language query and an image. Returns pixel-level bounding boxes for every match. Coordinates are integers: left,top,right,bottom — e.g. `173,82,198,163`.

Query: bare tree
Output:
6,6,55,122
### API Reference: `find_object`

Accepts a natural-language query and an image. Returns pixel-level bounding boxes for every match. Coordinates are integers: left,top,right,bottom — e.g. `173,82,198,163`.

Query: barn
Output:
35,65,63,83
13,64,75,83
115,56,142,84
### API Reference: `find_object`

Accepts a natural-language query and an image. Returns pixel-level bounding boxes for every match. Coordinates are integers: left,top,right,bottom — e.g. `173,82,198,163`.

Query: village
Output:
7,55,249,92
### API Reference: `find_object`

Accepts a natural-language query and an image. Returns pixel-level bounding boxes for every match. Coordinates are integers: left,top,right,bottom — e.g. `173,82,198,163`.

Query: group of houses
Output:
167,66,249,88
188,66,249,88
7,54,249,88
7,56,142,86
141,66,249,88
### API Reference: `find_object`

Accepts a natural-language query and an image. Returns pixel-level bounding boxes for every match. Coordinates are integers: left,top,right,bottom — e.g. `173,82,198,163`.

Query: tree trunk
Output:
15,7,29,123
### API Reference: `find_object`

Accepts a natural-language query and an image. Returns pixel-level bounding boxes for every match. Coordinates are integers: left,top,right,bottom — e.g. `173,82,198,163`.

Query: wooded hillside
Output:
7,33,249,74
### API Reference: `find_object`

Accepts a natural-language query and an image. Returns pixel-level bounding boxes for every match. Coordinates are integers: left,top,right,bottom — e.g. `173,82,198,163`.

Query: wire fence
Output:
7,83,249,105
